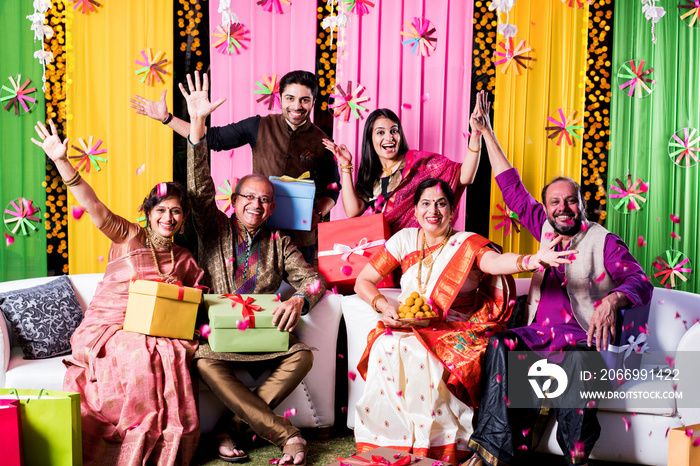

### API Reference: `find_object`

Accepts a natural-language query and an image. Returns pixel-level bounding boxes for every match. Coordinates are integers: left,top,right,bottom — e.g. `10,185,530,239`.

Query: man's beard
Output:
548,214,583,236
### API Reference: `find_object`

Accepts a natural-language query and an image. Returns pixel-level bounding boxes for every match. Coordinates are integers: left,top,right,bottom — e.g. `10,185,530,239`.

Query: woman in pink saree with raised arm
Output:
323,107,482,232
32,119,204,466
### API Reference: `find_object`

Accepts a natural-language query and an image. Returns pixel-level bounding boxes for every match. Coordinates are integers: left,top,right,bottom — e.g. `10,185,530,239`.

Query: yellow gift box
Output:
124,280,202,339
668,424,700,466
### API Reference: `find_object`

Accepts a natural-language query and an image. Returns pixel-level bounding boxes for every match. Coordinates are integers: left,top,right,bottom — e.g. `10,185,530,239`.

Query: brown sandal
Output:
216,432,249,463
280,440,308,466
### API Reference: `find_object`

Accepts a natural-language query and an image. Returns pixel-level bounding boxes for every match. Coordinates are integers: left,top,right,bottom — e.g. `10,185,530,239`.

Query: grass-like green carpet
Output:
191,427,357,466
190,426,628,466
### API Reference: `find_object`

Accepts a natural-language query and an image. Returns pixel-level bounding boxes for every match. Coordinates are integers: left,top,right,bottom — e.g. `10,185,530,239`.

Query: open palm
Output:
179,71,226,120
31,120,69,162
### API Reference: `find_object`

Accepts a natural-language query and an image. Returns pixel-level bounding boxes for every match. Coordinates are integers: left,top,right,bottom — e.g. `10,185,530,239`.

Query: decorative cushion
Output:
0,276,83,359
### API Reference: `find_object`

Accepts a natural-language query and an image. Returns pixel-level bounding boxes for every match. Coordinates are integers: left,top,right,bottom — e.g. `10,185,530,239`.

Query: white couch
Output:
341,279,700,465
0,274,344,434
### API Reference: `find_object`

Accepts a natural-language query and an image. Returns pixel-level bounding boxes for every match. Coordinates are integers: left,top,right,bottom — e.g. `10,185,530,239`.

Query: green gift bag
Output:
0,389,82,466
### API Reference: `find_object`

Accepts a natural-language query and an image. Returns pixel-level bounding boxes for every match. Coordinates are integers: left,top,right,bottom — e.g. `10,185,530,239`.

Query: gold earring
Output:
180,224,185,235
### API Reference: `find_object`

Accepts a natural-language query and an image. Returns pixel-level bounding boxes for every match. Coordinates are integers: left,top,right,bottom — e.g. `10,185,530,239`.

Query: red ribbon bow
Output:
220,293,262,327
336,454,413,466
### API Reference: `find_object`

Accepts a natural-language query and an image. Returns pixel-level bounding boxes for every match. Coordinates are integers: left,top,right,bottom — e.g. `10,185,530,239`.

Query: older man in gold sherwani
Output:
184,72,323,466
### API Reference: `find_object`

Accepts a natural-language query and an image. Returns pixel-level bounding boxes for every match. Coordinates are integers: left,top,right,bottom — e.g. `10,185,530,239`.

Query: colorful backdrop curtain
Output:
608,2,700,293
488,1,589,259
208,1,319,205
327,0,474,228
0,2,47,280
65,1,174,273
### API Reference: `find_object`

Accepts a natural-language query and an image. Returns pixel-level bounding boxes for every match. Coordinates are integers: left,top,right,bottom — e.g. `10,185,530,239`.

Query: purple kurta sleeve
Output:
603,234,654,307
494,168,547,240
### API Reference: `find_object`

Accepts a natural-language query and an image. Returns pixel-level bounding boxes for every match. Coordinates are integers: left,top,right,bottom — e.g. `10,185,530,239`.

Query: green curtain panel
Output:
0,2,47,280
609,2,700,293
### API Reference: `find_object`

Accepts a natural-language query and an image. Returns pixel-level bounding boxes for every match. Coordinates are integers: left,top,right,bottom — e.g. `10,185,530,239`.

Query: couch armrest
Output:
675,322,700,424
0,312,8,387
341,289,402,429
276,291,344,427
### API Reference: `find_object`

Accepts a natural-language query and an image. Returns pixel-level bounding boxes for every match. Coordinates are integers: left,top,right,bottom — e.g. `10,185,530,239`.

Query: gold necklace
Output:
417,228,451,295
146,227,175,278
380,157,403,176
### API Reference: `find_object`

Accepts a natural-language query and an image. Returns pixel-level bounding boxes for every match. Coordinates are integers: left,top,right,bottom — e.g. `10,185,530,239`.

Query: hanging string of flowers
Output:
26,0,55,92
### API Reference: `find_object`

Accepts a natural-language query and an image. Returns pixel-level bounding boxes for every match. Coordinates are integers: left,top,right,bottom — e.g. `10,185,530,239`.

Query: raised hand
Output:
469,90,493,135
322,138,353,166
530,235,578,270
31,119,69,162
178,71,226,120
129,90,169,122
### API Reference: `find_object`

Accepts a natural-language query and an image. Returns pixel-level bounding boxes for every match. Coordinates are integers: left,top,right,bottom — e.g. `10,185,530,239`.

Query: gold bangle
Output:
340,164,354,170
63,171,82,187
341,168,353,174
468,145,481,154
371,293,386,313
515,254,526,273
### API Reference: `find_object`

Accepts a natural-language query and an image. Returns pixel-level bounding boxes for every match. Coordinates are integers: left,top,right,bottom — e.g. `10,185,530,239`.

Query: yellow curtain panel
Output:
489,1,588,258
66,1,174,273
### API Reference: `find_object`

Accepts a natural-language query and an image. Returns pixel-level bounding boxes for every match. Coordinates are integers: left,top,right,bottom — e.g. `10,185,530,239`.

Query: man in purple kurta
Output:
464,91,653,466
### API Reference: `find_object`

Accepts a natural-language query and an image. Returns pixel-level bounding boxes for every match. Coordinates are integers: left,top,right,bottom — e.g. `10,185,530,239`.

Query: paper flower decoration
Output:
254,74,281,110
136,214,147,227
343,0,374,16
492,204,521,236
400,17,437,57
668,127,700,168
653,250,691,288
329,81,370,122
69,136,108,173
216,179,235,214
70,0,101,14
561,0,593,8
679,0,700,27
609,175,648,213
134,49,169,86
493,37,532,75
257,0,290,14
1,75,37,115
3,198,40,236
545,108,583,146
212,23,250,55
617,59,655,98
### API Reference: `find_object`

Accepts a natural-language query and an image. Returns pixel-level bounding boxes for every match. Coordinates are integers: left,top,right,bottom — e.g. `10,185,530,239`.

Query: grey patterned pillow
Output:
0,276,83,359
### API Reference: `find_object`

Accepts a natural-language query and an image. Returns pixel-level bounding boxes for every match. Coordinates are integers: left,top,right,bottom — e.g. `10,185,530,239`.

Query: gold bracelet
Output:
515,254,526,273
63,171,82,187
468,145,481,154
340,164,354,170
371,293,387,313
341,168,353,174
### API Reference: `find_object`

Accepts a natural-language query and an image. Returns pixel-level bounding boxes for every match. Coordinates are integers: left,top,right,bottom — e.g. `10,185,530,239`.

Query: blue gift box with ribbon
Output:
601,302,651,386
267,173,316,231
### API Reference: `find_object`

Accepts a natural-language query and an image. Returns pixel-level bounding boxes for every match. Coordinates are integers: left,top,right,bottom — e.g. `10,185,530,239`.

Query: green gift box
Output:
205,294,289,353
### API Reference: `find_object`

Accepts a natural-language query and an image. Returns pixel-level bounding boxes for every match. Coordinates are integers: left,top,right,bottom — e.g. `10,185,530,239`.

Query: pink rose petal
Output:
4,233,14,247
71,205,84,220
327,182,340,191
637,236,647,248
670,214,680,224
307,279,321,295
237,319,250,331
199,324,211,339
686,428,694,438
135,164,146,176
402,103,412,109
283,408,297,419
341,265,353,276
622,416,630,432
671,231,681,242
348,370,357,381
594,271,606,283
666,356,675,367
97,255,104,262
